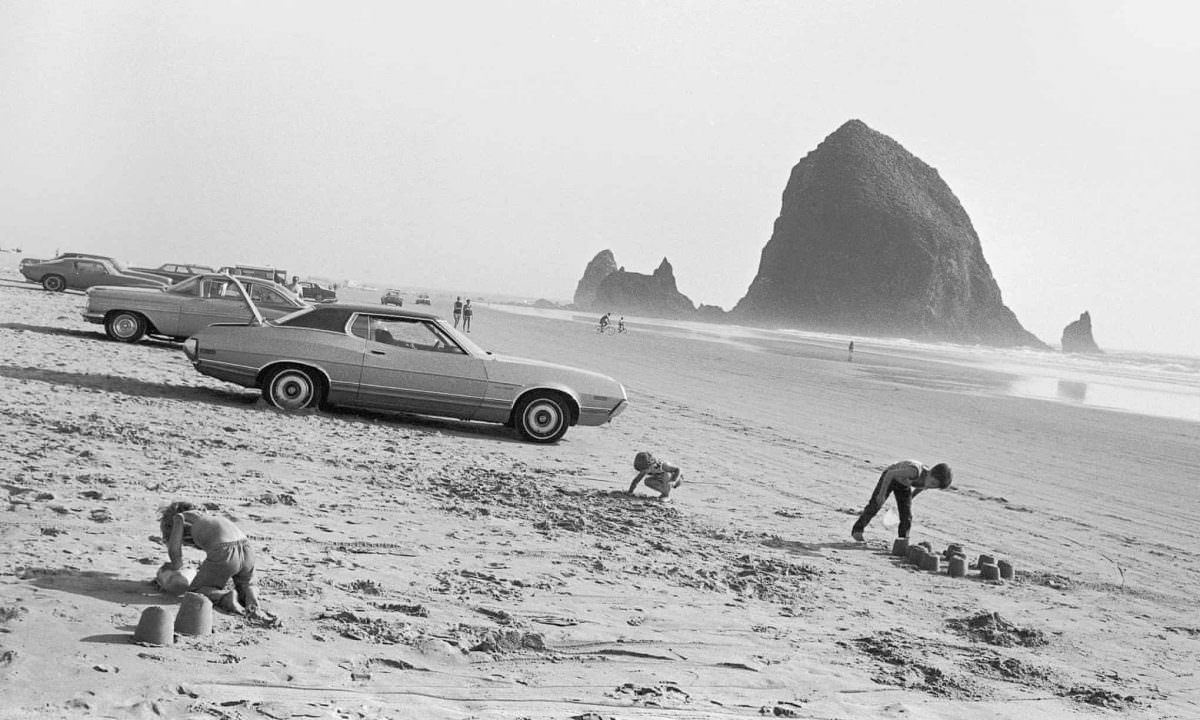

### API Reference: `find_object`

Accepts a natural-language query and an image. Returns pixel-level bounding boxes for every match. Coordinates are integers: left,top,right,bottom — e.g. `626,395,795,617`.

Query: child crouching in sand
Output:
159,501,274,622
627,451,682,501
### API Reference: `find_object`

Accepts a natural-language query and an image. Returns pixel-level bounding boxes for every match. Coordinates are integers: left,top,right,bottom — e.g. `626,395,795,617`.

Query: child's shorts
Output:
190,539,256,590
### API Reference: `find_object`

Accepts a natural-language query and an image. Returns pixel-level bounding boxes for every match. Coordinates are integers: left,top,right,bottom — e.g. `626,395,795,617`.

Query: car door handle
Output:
370,350,386,356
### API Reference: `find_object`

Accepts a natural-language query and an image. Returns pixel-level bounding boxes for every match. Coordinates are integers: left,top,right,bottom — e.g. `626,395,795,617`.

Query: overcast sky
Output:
2,1,1197,355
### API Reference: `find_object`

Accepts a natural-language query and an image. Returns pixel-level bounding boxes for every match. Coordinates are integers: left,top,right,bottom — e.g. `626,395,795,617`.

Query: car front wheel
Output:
105,312,147,343
264,367,322,411
42,275,66,292
514,392,570,443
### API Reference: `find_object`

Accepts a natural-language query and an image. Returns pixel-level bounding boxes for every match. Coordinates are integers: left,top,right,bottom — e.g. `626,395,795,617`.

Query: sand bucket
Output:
133,606,174,646
948,555,967,578
906,544,924,565
997,560,1014,580
174,592,214,636
980,563,1001,581
891,537,909,557
156,565,195,596
943,544,964,559
977,554,995,569
919,553,941,573
917,541,933,552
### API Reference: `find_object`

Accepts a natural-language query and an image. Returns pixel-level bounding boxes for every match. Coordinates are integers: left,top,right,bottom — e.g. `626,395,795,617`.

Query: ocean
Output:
490,303,1200,425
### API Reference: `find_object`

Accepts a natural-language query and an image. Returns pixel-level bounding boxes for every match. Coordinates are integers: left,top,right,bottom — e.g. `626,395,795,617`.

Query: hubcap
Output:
274,373,312,409
113,316,138,337
526,402,560,436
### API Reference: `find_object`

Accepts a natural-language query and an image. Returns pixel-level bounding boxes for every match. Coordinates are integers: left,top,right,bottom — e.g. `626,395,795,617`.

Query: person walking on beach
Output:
159,501,274,622
453,297,463,328
627,451,682,501
618,317,626,333
850,460,952,541
848,340,854,362
462,299,473,332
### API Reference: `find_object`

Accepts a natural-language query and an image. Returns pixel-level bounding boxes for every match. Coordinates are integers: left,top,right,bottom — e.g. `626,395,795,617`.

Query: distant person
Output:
158,501,274,622
627,451,682,501
618,316,626,333
462,299,473,332
598,313,611,332
287,276,302,295
453,297,463,328
848,340,854,362
850,461,953,541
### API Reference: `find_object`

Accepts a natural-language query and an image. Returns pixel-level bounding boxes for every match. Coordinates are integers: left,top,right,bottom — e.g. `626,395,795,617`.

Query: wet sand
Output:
1,276,1198,719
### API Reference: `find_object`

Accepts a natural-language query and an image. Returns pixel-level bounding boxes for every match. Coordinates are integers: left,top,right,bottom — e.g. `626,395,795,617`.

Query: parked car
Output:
21,255,170,292
182,294,627,443
296,281,337,302
83,273,307,343
415,293,432,305
381,289,404,306
130,263,215,284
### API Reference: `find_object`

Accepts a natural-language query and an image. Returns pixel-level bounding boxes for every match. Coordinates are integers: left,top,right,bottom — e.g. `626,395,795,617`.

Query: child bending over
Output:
851,460,952,541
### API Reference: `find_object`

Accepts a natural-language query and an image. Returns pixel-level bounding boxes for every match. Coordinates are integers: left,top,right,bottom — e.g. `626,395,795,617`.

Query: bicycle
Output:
596,322,616,335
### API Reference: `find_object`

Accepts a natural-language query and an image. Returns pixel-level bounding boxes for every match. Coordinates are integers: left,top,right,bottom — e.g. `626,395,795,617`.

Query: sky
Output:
2,1,1197,355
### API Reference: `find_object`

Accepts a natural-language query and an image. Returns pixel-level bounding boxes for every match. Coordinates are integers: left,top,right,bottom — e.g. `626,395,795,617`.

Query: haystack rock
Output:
593,258,696,318
573,250,618,308
1061,311,1102,353
734,119,1045,347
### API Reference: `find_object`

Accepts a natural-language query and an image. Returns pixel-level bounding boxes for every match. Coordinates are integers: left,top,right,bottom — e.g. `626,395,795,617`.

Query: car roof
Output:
311,303,439,321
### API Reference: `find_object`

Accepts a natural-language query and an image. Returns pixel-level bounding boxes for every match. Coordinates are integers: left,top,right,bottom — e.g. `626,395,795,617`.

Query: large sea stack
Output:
734,119,1044,347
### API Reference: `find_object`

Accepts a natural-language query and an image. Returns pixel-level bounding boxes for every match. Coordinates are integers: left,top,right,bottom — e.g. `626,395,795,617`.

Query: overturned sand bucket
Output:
174,592,213,636
977,554,995,569
980,563,1001,581
997,560,1015,580
918,541,933,552
948,555,967,578
891,537,909,557
133,606,174,646
156,565,195,596
919,553,941,573
943,544,964,559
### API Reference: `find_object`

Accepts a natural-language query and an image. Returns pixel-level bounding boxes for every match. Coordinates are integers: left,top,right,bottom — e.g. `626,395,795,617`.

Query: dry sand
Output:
1,276,1198,719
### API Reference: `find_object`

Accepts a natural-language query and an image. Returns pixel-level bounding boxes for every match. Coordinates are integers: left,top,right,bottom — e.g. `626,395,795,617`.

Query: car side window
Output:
201,279,234,299
249,284,289,306
75,261,107,274
367,317,463,354
350,315,370,339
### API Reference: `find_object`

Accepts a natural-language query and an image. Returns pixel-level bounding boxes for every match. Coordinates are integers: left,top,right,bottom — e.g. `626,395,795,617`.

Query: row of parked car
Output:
18,254,338,302
16,252,628,443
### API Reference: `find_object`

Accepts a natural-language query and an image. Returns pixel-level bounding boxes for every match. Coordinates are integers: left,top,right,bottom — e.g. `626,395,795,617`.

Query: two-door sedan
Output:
182,302,627,443
83,273,307,343
22,255,170,292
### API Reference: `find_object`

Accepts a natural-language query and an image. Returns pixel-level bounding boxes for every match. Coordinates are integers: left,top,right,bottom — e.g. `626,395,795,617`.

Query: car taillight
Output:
183,338,199,361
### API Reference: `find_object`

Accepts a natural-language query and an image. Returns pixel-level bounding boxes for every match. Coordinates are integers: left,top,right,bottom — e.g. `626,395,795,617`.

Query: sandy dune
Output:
1,277,1197,719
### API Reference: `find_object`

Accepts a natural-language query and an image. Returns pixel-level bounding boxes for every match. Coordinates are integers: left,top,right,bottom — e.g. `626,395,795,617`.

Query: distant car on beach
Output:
415,293,432,305
21,255,170,292
182,289,628,443
130,263,215,284
82,272,307,343
381,289,404,306
296,281,337,302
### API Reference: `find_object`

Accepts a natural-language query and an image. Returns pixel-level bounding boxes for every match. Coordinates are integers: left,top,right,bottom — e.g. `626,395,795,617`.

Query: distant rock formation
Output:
1061,311,1102,353
573,250,618,308
734,119,1044,348
592,258,696,318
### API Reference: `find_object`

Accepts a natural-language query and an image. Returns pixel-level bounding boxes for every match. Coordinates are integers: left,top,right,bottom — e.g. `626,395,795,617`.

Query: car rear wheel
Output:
42,275,66,292
105,311,147,343
264,367,322,411
514,392,570,443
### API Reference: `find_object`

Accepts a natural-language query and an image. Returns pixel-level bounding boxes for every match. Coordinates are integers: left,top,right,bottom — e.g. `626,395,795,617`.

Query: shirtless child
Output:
626,451,682,500
159,501,272,620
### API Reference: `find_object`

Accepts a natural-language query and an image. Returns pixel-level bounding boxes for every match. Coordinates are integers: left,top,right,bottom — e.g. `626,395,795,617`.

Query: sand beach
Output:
1,276,1198,719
